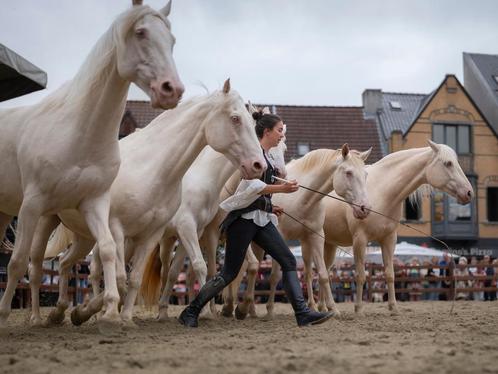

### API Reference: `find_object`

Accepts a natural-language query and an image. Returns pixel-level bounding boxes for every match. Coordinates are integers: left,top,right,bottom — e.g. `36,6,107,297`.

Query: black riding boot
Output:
178,275,226,327
282,271,334,327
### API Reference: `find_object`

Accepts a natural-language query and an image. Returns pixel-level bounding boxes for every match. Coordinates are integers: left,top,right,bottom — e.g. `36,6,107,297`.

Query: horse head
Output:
425,140,474,204
203,79,266,180
115,1,184,109
333,144,372,219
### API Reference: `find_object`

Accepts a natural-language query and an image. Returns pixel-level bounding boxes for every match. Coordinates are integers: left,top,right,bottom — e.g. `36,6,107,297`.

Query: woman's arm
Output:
259,180,299,194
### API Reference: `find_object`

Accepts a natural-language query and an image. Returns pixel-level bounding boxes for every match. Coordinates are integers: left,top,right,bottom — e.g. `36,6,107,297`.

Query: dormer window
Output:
389,101,401,110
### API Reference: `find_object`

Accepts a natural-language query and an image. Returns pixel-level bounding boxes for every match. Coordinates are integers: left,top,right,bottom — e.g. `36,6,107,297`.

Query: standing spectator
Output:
483,256,497,301
423,261,438,301
394,258,408,302
438,252,454,301
468,256,479,300
407,258,422,301
454,257,471,300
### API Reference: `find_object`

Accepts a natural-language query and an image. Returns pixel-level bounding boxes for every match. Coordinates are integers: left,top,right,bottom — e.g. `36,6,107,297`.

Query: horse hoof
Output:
70,306,89,326
157,309,169,322
122,319,138,330
354,305,364,315
97,317,123,336
220,305,233,318
46,311,65,326
234,305,247,320
29,316,44,327
262,313,274,321
389,305,400,316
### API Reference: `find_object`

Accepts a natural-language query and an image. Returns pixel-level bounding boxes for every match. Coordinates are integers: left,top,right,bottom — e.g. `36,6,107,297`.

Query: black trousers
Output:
220,218,296,285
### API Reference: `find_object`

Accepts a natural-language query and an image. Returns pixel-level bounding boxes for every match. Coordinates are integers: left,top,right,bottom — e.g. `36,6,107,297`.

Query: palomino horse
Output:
139,132,287,320
321,141,473,314
0,1,183,329
40,80,265,326
221,146,372,319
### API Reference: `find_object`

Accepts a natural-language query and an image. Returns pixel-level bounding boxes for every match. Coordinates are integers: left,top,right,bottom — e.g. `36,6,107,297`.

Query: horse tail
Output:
141,245,162,307
44,224,74,259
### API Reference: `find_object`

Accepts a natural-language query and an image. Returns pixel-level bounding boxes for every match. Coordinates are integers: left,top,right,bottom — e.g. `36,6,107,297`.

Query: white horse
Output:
221,145,372,319
321,141,474,314
0,1,183,328
139,131,287,320
41,80,265,327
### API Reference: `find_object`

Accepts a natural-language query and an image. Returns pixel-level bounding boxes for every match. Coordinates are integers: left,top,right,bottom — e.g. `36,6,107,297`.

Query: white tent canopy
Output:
366,241,455,264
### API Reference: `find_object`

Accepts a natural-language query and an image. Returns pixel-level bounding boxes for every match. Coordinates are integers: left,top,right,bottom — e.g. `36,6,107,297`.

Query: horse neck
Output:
370,148,432,209
60,29,129,145
141,102,213,183
290,157,336,207
198,149,237,194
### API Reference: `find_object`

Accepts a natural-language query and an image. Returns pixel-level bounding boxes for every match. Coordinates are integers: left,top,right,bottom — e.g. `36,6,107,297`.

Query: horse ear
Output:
341,143,350,158
160,0,172,17
132,0,143,6
427,139,439,153
359,147,372,162
282,124,287,135
262,106,271,115
247,100,257,114
223,78,231,94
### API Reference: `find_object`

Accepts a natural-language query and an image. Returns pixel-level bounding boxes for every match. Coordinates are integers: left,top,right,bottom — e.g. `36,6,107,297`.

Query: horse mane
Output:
38,6,166,112
408,184,434,206
287,149,342,173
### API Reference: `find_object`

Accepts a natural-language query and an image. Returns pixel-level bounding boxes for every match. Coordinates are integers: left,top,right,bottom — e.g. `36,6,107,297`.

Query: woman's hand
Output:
280,179,299,193
272,205,284,217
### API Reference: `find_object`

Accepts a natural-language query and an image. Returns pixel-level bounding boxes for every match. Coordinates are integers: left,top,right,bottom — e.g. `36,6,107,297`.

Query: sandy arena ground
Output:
1,301,497,374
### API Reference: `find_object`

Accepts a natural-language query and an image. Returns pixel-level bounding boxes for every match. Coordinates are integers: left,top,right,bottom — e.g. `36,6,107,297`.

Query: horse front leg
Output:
200,226,219,317
308,234,339,316
0,197,43,327
353,236,368,314
79,194,121,333
264,259,281,320
28,215,60,326
381,232,399,315
322,242,338,311
235,244,260,320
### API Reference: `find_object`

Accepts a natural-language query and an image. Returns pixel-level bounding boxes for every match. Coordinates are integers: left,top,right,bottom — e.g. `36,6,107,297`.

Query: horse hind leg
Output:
28,215,60,326
46,237,94,325
235,245,260,320
0,198,43,327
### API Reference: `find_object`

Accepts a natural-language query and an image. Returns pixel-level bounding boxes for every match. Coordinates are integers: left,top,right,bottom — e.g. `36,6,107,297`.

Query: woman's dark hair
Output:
252,111,282,139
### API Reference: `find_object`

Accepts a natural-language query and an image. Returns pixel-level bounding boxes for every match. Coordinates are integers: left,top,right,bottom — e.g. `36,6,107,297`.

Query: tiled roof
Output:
124,100,164,128
463,52,498,135
122,101,384,164
378,92,427,136
272,105,383,163
465,53,498,100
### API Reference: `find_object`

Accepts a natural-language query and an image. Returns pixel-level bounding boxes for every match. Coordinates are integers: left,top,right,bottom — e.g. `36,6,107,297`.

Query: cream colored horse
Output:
322,141,473,314
139,133,287,320
222,146,372,319
0,1,183,329
41,80,265,327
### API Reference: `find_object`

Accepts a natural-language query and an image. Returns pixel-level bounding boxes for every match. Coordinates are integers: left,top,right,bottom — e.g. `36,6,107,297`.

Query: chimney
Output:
362,89,383,117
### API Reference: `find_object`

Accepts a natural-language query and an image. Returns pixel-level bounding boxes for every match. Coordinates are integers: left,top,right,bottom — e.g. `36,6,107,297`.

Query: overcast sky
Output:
1,0,497,109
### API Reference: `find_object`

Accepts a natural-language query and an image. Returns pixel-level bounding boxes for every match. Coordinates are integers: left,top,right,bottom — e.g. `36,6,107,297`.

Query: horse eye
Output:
135,28,147,39
231,115,240,125
346,170,353,178
445,161,453,167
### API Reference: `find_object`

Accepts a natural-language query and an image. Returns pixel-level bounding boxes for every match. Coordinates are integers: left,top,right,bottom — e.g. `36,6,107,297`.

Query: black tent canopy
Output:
0,43,47,102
